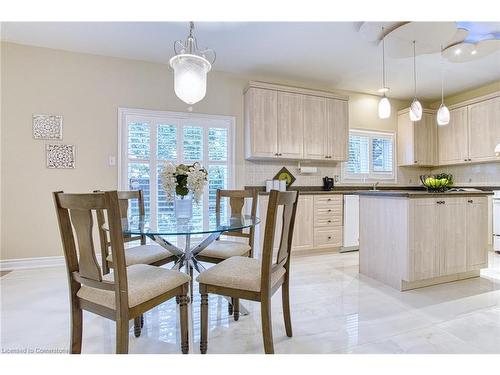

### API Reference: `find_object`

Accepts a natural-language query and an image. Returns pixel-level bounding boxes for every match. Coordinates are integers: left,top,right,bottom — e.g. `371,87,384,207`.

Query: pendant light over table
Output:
409,40,423,122
378,27,391,119
169,22,216,105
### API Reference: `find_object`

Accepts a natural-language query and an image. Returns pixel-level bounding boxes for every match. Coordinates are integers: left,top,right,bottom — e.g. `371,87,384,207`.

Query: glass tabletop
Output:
122,213,260,236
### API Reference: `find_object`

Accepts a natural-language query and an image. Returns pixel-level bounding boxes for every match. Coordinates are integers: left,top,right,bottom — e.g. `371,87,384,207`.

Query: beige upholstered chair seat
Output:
77,264,190,309
197,256,286,292
198,240,251,259
106,244,172,266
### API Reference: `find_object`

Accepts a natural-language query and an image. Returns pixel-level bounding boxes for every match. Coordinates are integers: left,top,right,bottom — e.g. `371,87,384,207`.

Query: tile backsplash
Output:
244,160,428,187
431,163,500,186
244,160,500,187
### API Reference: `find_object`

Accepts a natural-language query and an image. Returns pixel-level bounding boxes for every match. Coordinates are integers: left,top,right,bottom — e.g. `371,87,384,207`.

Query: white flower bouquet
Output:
160,162,208,203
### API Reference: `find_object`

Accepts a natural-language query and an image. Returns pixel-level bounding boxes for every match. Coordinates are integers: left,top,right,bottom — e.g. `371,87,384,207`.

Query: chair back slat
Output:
69,208,103,281
260,190,299,292
215,189,258,244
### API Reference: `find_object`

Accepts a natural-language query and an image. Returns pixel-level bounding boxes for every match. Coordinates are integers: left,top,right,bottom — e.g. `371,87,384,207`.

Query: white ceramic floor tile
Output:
1,252,499,354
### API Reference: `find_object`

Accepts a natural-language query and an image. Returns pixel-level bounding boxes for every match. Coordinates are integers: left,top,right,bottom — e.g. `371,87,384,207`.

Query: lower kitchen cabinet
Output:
257,193,343,255
409,197,487,283
359,194,490,291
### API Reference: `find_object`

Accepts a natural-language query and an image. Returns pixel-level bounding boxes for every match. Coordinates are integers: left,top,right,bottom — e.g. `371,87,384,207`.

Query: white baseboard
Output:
0,256,65,271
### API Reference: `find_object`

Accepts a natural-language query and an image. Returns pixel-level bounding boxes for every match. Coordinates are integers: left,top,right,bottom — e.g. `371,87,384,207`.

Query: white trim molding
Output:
0,256,65,271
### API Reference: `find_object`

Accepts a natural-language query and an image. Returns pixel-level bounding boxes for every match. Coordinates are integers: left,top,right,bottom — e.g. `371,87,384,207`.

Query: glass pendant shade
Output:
437,103,450,126
170,54,211,105
378,96,391,119
409,98,423,122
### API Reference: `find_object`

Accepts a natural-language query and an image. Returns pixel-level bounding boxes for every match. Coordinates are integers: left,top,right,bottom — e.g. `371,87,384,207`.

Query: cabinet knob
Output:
327,198,332,201
468,199,473,203
327,236,332,240
414,161,418,164
464,159,468,162
328,209,332,212
468,158,472,161
328,220,332,223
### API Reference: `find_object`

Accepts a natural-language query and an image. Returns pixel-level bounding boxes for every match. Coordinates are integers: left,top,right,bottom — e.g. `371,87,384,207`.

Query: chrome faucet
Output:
372,182,379,191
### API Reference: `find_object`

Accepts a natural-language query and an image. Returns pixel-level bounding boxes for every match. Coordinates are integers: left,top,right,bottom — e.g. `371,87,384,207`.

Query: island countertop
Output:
356,190,493,198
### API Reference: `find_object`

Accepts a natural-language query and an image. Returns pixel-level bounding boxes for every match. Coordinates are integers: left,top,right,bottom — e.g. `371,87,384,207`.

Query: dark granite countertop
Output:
245,185,498,196
356,190,494,198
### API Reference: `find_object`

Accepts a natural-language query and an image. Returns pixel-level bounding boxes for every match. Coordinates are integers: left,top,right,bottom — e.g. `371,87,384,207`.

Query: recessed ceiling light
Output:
471,50,477,55
455,48,462,55
378,87,390,93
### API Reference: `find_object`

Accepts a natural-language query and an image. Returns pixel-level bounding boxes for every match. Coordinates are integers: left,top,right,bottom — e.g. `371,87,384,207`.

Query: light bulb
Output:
170,54,211,105
378,96,391,119
437,103,450,126
409,98,422,122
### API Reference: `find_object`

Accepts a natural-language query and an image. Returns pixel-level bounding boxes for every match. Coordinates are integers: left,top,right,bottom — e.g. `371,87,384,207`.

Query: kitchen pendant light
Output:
437,46,450,126
378,28,391,119
409,41,423,122
169,22,216,105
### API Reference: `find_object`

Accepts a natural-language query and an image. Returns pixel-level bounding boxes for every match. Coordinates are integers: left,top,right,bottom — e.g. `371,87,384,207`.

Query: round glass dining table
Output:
122,213,260,279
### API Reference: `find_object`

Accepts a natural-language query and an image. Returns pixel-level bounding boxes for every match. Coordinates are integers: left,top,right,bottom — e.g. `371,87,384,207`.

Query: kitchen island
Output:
358,190,493,291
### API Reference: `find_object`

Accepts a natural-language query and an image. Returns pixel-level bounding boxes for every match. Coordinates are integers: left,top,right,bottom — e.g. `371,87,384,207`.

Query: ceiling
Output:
2,22,499,100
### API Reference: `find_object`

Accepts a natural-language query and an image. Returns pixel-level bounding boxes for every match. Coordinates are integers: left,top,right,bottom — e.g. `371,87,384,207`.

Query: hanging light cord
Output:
382,27,386,95
413,40,417,99
440,45,445,105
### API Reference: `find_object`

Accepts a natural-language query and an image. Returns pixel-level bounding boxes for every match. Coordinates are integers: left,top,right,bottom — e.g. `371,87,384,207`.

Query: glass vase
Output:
175,194,193,221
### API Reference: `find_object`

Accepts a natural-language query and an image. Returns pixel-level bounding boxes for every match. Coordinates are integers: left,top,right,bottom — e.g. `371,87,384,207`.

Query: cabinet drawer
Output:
314,195,342,207
314,213,342,227
314,227,343,248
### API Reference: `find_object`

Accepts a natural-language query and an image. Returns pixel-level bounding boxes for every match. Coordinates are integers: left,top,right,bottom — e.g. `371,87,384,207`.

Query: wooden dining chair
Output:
53,190,190,354
195,189,258,319
95,190,176,275
197,190,299,354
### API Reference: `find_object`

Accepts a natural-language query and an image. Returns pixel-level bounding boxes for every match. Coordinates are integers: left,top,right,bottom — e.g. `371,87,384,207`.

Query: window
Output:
119,108,235,227
342,129,395,182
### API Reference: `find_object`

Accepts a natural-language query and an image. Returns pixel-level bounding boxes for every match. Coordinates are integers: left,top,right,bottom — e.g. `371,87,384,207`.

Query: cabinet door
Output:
397,112,415,166
277,92,304,159
468,97,500,162
303,96,328,160
410,199,440,281
327,99,349,161
245,87,278,158
438,106,469,165
291,196,314,251
466,197,489,270
439,198,467,275
414,112,437,166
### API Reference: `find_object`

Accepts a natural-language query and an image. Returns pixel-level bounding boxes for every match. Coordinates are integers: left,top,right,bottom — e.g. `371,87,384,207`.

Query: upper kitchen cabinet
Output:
468,96,500,163
277,91,304,158
438,106,469,165
244,87,278,158
303,95,328,160
397,108,437,167
438,93,500,166
327,98,349,161
244,81,349,161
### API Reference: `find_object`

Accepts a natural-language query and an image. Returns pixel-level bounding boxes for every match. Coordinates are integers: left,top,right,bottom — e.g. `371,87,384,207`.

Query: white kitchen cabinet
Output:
244,87,278,158
397,109,437,166
468,97,500,163
359,193,490,291
327,99,349,161
244,81,349,161
277,92,304,159
257,193,343,255
438,106,469,165
290,196,314,251
466,197,489,270
303,95,328,160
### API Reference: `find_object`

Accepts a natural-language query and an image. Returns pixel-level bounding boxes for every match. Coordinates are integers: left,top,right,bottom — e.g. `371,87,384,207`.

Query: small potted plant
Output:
160,162,208,220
